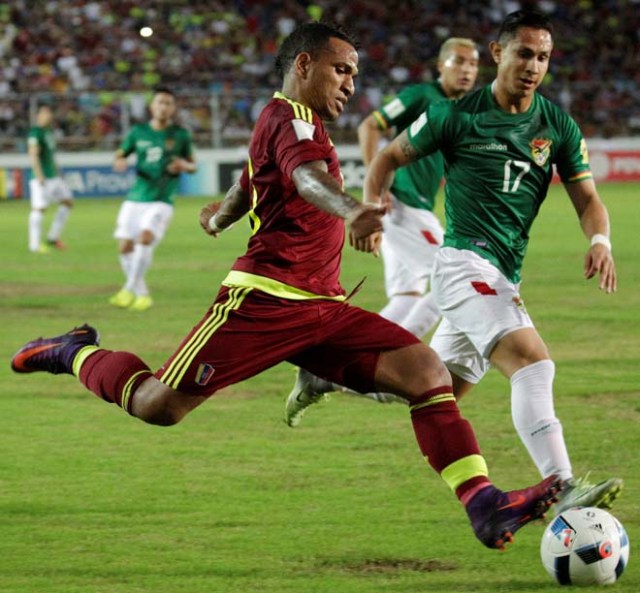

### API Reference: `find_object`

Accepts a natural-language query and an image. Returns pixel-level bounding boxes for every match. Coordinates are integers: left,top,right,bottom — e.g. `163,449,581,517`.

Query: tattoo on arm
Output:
398,134,419,161
292,163,361,219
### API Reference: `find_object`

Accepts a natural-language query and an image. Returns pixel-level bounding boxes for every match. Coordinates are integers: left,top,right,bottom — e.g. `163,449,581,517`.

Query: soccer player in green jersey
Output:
359,37,478,339
110,87,196,311
359,9,622,514
27,105,73,253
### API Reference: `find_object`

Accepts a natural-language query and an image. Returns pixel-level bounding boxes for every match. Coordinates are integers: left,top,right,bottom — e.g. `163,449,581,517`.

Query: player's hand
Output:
584,244,616,293
167,157,195,175
199,201,223,237
346,204,386,255
113,157,128,173
167,157,186,175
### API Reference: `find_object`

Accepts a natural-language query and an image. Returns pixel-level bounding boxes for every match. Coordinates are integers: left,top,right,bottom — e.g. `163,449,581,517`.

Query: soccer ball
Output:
540,507,630,586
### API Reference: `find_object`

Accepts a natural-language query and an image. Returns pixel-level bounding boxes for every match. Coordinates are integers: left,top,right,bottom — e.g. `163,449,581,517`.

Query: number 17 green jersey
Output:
407,84,592,283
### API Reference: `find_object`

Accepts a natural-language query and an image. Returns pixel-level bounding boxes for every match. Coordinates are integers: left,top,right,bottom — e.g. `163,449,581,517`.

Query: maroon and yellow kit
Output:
155,92,418,396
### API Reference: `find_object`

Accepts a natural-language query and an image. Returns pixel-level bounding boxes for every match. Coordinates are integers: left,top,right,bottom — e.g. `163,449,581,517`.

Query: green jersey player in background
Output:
361,9,621,514
27,105,74,253
359,37,478,339
110,87,196,312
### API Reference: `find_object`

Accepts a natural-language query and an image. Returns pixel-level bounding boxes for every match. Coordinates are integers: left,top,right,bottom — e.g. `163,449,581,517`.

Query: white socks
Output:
47,204,71,242
29,205,71,250
124,244,154,296
29,210,44,251
511,360,572,481
119,253,132,277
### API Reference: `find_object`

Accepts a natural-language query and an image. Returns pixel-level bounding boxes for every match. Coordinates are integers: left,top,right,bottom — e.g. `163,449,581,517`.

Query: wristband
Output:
590,233,611,251
208,215,223,233
208,215,233,233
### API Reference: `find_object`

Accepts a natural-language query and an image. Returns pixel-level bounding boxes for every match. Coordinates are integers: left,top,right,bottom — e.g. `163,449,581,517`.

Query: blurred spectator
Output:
1,0,638,150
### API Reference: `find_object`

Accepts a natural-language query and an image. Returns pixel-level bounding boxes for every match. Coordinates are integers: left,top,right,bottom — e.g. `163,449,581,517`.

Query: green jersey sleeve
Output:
554,116,592,184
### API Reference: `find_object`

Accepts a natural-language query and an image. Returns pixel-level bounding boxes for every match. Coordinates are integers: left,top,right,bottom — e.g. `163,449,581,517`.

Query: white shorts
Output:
381,194,444,297
114,200,174,244
29,177,72,210
429,247,534,383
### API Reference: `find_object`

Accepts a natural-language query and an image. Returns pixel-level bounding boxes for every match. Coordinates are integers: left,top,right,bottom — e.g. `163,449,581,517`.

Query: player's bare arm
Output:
166,156,197,175
291,160,385,252
113,149,128,173
565,179,616,293
364,130,420,206
199,181,250,237
357,113,389,165
28,142,45,183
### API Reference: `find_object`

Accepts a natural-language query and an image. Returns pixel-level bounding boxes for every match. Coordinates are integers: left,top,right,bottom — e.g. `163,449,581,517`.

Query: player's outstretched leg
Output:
466,475,562,550
284,367,333,427
11,324,100,375
554,475,623,515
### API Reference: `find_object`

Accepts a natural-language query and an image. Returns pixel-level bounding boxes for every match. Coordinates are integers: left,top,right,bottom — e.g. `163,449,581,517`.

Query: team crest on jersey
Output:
530,138,552,166
165,138,176,150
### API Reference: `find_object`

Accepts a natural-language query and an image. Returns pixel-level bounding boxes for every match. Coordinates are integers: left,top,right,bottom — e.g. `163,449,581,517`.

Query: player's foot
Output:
466,475,562,550
129,295,153,312
11,324,100,375
554,475,623,515
30,244,50,254
47,238,67,250
284,367,332,427
109,289,135,308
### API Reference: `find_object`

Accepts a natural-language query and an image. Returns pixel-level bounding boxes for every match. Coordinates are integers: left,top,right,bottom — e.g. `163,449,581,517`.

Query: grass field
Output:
1,184,638,593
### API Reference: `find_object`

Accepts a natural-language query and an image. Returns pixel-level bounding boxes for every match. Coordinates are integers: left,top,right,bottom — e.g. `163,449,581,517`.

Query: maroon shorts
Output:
155,285,420,397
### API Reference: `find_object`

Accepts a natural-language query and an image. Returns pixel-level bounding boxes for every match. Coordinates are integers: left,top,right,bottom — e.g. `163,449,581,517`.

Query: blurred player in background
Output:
360,37,478,338
27,104,73,253
110,87,196,312
12,22,561,551
356,9,622,514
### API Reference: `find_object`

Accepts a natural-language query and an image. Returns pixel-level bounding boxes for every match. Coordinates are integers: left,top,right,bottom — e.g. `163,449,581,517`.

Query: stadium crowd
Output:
1,0,638,150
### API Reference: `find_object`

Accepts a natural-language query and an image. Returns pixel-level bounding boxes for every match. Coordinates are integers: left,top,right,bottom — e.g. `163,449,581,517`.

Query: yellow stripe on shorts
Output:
161,286,252,389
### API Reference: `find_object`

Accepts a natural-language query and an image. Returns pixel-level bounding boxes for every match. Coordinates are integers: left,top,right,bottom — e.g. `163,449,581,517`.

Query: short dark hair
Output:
153,86,175,98
274,21,357,78
497,10,553,44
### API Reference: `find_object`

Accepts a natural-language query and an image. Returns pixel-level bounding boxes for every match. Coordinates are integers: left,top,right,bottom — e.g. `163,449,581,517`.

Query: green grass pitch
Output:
1,184,638,592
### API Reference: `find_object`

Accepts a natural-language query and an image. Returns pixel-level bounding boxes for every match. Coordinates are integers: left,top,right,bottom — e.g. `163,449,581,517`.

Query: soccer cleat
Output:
554,475,623,515
284,367,332,427
129,295,153,312
11,324,100,375
109,289,135,308
30,244,50,254
466,474,562,550
47,238,67,250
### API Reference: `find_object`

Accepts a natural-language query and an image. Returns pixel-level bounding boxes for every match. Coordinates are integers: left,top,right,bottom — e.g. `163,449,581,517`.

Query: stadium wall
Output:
1,139,640,200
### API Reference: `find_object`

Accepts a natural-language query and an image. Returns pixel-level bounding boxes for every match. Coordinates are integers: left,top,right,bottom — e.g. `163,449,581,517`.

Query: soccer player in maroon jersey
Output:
12,22,560,550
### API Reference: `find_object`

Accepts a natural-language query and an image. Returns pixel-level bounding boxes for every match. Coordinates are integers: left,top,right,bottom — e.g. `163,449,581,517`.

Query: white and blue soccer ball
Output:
540,507,629,586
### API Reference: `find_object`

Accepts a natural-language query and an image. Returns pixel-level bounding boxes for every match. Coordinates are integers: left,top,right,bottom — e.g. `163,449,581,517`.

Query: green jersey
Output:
374,81,447,210
27,126,57,178
120,123,193,204
407,84,592,283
